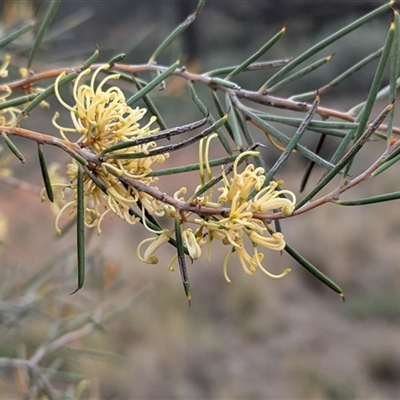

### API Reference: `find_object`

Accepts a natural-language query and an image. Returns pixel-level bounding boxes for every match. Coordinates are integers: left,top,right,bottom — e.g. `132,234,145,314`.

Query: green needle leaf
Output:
260,1,392,92
285,243,344,300
254,112,358,130
126,61,180,107
0,22,35,49
71,164,85,294
296,18,396,208
81,47,100,70
267,54,334,93
297,102,394,209
147,155,237,176
107,53,126,66
334,191,400,206
37,144,54,202
131,75,168,131
196,0,206,14
225,94,242,149
1,132,25,165
225,26,286,80
149,0,205,63
342,18,394,154
52,140,88,166
19,71,78,121
386,9,400,142
27,0,61,71
371,146,400,177
82,166,108,193
189,83,232,154
265,93,320,182
0,94,37,112
174,218,191,306
108,113,227,159
290,47,383,101
212,91,241,148
101,117,207,155
255,112,370,139
206,59,289,77
234,108,266,170
238,105,335,170
209,77,240,90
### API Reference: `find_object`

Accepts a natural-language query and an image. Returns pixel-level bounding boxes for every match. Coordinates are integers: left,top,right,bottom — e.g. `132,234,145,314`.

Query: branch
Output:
6,63,400,135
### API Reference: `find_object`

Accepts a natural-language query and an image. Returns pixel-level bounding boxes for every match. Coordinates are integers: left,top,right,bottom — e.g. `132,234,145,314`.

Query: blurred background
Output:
1,1,400,399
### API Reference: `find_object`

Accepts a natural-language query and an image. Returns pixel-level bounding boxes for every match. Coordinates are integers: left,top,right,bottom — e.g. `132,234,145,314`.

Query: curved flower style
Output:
0,55,11,78
137,230,172,264
251,180,296,216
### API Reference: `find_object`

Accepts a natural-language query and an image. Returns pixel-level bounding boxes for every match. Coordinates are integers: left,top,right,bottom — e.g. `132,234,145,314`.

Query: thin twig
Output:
29,309,103,366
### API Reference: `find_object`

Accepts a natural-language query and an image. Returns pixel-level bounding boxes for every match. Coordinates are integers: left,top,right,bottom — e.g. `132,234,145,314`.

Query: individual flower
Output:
0,55,11,78
182,228,202,260
137,229,172,264
251,180,296,216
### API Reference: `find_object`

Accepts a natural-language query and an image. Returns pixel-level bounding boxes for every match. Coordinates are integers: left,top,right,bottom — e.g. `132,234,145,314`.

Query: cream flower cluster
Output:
139,135,296,282
51,66,168,233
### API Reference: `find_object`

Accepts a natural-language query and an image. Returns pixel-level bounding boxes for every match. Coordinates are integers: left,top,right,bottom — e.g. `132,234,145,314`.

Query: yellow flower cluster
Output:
53,66,158,151
51,66,168,233
139,135,296,282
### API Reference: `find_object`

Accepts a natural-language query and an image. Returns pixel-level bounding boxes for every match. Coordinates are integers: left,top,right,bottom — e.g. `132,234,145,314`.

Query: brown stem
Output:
0,126,100,164
6,63,400,134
